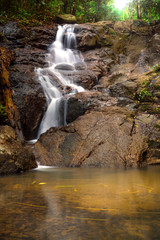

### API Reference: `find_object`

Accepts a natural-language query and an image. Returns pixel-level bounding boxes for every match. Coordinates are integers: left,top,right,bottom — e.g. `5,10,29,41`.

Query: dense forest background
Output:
0,0,160,23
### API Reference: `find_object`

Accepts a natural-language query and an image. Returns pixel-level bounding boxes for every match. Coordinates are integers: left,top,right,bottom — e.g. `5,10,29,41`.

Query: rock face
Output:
33,107,148,168
0,19,160,169
0,125,37,174
0,46,19,131
0,21,57,140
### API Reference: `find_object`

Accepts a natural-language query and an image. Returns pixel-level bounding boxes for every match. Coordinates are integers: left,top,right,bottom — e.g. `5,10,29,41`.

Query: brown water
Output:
0,166,160,240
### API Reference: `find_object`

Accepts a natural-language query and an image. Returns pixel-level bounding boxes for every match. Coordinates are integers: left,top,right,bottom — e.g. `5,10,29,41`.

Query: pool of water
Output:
0,166,160,239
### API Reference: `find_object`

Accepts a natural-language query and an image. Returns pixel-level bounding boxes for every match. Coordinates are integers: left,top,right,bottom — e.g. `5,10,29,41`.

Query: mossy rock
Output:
155,120,160,130
153,81,160,90
56,14,77,24
138,103,160,114
136,88,153,102
102,35,114,46
113,34,129,54
154,106,160,114
138,103,154,113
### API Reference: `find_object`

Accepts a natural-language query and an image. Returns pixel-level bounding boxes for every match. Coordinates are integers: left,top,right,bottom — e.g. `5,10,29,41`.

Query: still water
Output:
0,166,160,240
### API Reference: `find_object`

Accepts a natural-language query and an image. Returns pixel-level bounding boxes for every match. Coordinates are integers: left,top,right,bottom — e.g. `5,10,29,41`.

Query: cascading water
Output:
36,24,85,139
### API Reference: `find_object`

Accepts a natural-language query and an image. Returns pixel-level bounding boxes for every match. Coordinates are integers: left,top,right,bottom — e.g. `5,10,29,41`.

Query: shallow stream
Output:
0,166,160,239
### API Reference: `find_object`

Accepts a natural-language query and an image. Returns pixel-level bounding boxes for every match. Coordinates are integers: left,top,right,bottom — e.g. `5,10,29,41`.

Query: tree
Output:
0,0,160,22
136,0,141,19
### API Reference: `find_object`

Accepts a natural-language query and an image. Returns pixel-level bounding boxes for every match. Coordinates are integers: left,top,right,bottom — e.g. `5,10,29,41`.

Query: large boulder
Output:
0,125,37,174
56,14,77,24
33,106,148,168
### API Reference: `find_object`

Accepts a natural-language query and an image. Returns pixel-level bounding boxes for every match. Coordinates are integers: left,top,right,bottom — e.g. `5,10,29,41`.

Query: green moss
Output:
108,27,115,35
152,64,160,72
153,83,160,91
103,35,114,46
137,103,160,115
155,124,160,130
142,79,151,87
0,104,8,125
0,17,6,24
137,88,152,102
154,107,160,114
12,68,19,72
138,104,153,113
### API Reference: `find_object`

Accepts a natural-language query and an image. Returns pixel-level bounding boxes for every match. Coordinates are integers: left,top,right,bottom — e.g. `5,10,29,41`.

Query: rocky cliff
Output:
0,20,160,172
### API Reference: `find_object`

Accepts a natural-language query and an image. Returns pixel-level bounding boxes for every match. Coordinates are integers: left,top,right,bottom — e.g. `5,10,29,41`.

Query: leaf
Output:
31,181,36,184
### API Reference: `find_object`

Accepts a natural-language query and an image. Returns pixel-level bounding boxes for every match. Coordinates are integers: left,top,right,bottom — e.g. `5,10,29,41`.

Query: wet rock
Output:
66,96,88,124
65,91,117,123
55,63,75,71
4,25,54,140
0,125,37,174
10,63,46,140
61,69,98,90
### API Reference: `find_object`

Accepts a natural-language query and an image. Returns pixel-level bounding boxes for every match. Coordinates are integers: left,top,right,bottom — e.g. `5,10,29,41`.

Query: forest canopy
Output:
0,0,160,23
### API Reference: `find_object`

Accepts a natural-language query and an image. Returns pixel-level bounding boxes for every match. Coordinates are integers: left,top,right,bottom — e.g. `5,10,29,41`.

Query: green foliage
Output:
0,0,160,23
155,123,160,130
152,64,160,72
138,88,152,102
0,104,8,125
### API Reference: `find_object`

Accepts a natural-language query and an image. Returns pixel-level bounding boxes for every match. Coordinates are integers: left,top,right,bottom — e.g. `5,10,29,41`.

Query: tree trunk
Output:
63,0,68,13
137,0,141,19
95,0,101,21
72,0,77,15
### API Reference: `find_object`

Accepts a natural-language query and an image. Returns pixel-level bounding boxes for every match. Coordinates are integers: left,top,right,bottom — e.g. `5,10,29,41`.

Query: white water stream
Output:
36,24,85,139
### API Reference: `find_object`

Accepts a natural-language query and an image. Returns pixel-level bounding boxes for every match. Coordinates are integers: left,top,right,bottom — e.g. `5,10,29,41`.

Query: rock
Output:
135,113,160,166
54,63,75,71
0,125,37,174
33,106,148,168
109,80,137,100
1,19,160,170
65,96,88,124
6,29,51,140
57,14,77,24
76,25,101,50
65,91,117,123
114,21,131,33
82,47,117,80
3,22,27,40
10,64,46,140
114,20,150,34
0,47,19,131
60,69,98,90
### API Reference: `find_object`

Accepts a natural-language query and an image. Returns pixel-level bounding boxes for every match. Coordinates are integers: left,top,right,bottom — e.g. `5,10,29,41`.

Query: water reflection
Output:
0,166,160,239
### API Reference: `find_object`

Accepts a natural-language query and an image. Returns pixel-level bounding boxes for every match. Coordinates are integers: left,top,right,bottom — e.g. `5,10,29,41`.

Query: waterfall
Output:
36,24,85,139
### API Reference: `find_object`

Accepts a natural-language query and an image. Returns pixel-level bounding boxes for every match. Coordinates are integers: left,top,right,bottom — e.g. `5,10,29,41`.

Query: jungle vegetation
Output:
0,0,160,23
